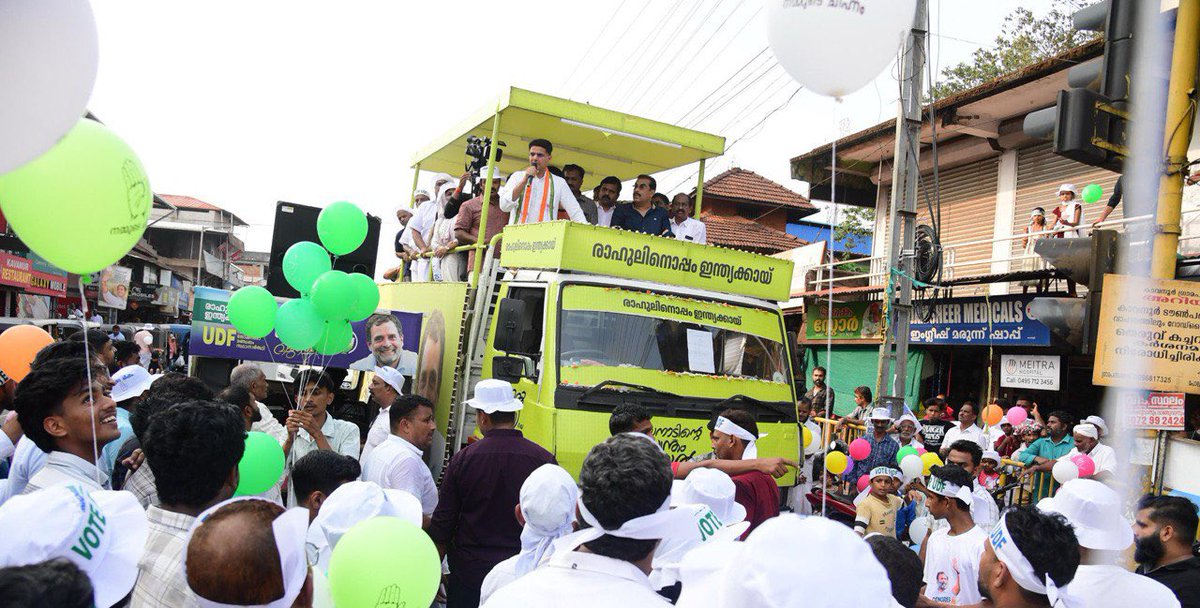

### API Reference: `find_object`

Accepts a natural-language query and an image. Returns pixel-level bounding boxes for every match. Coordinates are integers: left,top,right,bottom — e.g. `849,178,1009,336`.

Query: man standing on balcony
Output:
500,139,586,225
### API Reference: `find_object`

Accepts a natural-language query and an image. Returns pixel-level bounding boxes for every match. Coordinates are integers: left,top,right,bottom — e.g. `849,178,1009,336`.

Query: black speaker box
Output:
266,201,381,298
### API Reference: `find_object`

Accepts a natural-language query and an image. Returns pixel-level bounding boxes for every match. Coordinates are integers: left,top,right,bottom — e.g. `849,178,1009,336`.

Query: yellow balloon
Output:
920,452,943,475
826,451,849,475
801,425,813,449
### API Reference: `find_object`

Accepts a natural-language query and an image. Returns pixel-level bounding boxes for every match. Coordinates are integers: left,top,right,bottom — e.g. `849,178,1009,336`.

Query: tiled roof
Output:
696,168,817,213
701,213,807,254
158,194,222,211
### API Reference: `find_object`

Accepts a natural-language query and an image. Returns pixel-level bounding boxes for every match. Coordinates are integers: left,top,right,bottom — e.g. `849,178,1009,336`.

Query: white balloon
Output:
908,516,930,545
765,0,917,98
0,0,98,174
1052,459,1080,484
900,454,923,479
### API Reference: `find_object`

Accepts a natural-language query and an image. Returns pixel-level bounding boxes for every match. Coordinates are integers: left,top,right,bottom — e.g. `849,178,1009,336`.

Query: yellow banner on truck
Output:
1093,274,1200,394
501,221,793,302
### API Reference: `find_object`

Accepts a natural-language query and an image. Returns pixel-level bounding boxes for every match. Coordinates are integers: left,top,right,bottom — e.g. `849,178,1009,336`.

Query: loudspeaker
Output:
266,201,381,298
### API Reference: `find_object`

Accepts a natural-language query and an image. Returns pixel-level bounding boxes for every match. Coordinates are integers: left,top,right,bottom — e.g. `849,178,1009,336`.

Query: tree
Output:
832,204,875,258
929,0,1099,99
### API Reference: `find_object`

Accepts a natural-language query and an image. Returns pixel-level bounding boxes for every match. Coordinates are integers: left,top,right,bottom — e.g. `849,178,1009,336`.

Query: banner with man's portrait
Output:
98,265,133,310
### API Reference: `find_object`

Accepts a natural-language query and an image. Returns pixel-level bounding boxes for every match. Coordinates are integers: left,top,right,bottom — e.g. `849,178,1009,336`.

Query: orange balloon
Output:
982,404,1003,427
0,325,54,382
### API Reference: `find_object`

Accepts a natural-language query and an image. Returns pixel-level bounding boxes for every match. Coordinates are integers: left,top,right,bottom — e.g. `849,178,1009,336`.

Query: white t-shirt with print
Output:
922,525,986,606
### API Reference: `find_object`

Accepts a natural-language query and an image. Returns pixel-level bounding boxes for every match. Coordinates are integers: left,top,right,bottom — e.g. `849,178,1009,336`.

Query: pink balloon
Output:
1071,453,1096,478
1007,406,1028,426
849,438,871,461
857,474,871,493
916,445,927,455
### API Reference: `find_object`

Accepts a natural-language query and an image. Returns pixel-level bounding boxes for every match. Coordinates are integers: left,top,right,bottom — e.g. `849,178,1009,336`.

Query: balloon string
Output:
822,99,841,519
79,278,102,487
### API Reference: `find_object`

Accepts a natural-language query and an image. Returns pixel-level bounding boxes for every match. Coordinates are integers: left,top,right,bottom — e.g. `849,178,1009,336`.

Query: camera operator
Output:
500,139,587,224
455,166,509,272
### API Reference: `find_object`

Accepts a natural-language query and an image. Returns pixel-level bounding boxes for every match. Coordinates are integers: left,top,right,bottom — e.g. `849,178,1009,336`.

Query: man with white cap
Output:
406,179,455,282
430,379,556,608
847,406,902,484
185,498,314,608
360,394,439,520
479,464,580,604
133,399,246,607
1051,183,1084,238
100,364,152,477
709,408,779,535
978,506,1081,608
483,434,687,607
0,484,149,608
1039,479,1181,607
673,515,895,607
650,468,751,595
455,165,510,271
1084,414,1110,438
1060,423,1117,482
305,480,423,572
894,409,923,449
917,464,987,606
360,365,406,461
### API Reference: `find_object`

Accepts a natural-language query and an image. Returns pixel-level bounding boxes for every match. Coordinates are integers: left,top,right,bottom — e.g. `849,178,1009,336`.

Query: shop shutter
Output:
1012,143,1121,257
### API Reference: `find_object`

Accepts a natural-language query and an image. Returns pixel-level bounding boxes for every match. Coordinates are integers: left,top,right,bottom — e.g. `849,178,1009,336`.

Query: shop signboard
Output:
1094,274,1200,394
999,354,1061,390
1121,392,1185,431
909,295,1051,346
0,252,68,297
804,300,884,341
188,286,422,370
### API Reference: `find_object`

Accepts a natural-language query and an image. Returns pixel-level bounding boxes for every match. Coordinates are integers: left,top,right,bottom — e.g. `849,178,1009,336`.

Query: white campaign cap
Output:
0,485,149,608
111,364,154,403
466,379,523,414
671,468,747,527
712,416,765,459
868,406,893,422
185,498,311,608
1057,183,1078,196
515,464,579,576
1031,207,1046,218
1038,479,1133,551
676,515,893,607
981,450,1001,464
1073,424,1099,440
1084,415,1109,436
373,365,405,395
896,411,922,432
413,188,431,200
479,165,506,181
306,481,423,572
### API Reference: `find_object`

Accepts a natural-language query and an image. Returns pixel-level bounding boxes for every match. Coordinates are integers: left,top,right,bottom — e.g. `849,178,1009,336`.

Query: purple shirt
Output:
428,428,555,602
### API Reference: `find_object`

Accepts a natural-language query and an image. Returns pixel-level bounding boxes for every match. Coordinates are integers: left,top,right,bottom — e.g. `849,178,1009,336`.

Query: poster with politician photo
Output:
98,265,132,310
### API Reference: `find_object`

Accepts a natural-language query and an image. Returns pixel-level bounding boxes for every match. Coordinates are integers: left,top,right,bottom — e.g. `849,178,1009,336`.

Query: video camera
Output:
465,135,505,182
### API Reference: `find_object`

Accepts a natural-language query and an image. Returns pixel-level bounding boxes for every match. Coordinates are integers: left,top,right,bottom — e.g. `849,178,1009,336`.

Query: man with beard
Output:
594,176,622,227
360,365,406,461
562,164,597,224
350,313,418,375
1135,494,1200,607
610,175,673,236
361,395,439,522
668,194,706,244
977,507,1081,608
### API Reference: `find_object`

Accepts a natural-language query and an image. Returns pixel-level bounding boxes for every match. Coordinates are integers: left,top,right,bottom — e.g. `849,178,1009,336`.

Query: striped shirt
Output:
131,506,199,608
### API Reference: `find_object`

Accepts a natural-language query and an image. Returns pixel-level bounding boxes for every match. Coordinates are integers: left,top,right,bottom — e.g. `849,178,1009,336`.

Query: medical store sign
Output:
1000,354,1061,390
909,295,1051,346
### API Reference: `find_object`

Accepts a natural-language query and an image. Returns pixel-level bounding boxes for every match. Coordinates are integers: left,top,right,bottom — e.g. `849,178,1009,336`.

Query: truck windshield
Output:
559,309,788,383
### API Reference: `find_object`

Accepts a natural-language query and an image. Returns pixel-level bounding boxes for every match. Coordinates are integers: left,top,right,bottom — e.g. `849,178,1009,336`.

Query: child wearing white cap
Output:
1039,479,1181,607
978,450,1002,492
1050,183,1084,238
855,467,905,538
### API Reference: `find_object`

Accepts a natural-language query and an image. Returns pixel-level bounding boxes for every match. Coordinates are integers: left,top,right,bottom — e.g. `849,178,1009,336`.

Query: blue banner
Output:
908,295,1051,346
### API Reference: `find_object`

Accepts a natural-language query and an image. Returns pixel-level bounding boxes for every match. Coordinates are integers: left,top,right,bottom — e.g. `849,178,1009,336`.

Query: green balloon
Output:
329,517,440,608
282,241,331,296
0,119,151,275
1081,183,1103,204
274,298,324,351
227,286,278,339
314,320,354,355
346,273,380,321
897,445,919,466
317,201,368,256
310,270,358,320
234,431,285,497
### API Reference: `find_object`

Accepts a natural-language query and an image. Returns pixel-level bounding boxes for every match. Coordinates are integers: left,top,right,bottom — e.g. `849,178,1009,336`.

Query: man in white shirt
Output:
595,176,622,228
977,507,1082,608
360,395,439,520
283,370,361,507
943,439,999,531
229,363,288,445
1039,479,1182,608
482,434,679,607
1060,423,1117,482
499,139,586,224
668,194,706,244
360,365,405,462
940,401,988,457
918,464,988,606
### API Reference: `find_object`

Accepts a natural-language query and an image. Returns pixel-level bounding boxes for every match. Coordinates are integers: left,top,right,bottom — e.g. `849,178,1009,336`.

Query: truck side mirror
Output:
492,355,535,384
493,297,531,354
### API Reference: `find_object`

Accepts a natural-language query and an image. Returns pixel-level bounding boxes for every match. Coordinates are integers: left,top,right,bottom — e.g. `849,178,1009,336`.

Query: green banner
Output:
561,284,782,340
805,300,884,341
500,221,793,302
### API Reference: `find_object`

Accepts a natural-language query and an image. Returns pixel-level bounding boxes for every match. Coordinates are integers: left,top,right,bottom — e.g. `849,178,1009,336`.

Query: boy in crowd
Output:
919,464,987,606
855,467,905,538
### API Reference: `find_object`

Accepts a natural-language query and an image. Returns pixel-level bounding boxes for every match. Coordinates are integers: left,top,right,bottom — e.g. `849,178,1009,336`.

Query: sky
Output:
88,0,1064,276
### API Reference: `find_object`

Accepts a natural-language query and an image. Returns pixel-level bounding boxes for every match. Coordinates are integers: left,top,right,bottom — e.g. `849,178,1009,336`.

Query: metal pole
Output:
196,227,205,286
1150,0,1199,279
471,109,503,287
694,158,706,219
876,0,927,403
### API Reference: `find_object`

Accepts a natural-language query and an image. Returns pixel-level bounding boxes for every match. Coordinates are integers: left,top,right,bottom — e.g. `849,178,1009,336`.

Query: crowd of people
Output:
386,138,707,283
0,331,1197,608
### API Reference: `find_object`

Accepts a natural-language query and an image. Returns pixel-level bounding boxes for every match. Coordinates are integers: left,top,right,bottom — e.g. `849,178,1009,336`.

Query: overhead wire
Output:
624,0,732,112
674,46,770,124
598,0,689,106
615,0,722,108
686,60,781,128
717,71,794,133
560,0,635,95
568,0,655,100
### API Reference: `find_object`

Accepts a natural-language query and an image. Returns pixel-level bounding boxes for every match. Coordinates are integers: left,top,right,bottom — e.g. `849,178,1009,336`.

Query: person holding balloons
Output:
1016,410,1076,501
1057,424,1116,483
844,407,900,486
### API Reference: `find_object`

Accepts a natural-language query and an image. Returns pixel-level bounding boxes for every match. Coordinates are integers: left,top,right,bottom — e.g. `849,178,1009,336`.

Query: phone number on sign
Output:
1126,413,1185,430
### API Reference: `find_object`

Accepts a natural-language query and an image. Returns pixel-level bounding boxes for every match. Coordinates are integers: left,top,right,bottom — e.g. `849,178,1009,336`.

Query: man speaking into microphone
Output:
499,138,587,224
